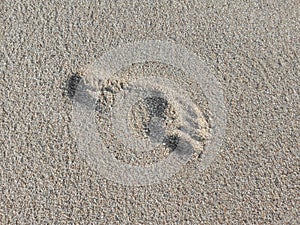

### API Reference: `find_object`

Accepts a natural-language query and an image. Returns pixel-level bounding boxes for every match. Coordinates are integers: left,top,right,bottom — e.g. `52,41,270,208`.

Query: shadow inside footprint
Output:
164,134,194,156
144,96,169,118
65,74,98,111
163,134,179,152
65,74,82,98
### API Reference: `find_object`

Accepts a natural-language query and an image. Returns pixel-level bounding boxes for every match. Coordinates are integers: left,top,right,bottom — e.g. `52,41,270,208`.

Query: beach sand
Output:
1,0,299,224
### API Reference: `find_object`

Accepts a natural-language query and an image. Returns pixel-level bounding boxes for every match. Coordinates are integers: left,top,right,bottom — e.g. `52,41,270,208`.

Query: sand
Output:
1,0,299,224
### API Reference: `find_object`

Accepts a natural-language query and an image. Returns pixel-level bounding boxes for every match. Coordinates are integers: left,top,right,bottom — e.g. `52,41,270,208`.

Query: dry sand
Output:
1,0,299,224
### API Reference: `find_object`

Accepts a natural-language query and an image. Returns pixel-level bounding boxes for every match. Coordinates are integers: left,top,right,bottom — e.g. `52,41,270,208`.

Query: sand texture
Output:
1,0,299,224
